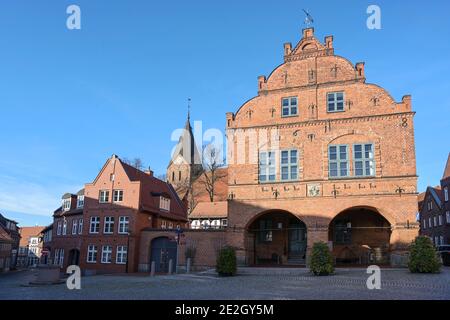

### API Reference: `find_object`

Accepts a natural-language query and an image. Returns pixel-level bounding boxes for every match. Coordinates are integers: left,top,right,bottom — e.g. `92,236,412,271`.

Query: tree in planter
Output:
216,246,237,276
309,242,334,276
408,236,441,273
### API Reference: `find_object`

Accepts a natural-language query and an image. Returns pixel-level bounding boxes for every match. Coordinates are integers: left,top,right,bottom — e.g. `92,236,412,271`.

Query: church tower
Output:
167,110,203,199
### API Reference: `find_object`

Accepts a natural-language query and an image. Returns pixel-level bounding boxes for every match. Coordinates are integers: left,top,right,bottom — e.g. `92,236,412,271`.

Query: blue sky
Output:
0,0,449,227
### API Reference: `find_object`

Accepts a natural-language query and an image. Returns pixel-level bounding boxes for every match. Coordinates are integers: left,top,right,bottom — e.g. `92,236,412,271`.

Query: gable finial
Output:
187,98,191,121
302,9,314,28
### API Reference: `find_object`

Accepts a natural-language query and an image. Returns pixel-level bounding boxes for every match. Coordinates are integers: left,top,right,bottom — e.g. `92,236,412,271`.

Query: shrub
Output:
408,236,441,273
216,246,237,276
309,242,334,276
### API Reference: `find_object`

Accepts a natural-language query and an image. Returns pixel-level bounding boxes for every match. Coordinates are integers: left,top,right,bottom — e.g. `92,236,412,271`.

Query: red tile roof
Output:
190,201,228,219
19,226,45,246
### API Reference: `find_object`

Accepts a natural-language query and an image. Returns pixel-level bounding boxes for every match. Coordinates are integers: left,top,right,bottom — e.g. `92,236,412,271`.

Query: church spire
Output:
187,98,191,122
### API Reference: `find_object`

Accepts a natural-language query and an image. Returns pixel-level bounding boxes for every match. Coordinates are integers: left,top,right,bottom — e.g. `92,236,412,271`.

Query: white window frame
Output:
59,249,64,267
159,197,170,211
62,199,71,211
445,187,449,202
72,220,78,235
327,92,345,112
434,216,437,228
281,96,298,117
161,220,167,229
62,220,67,235
113,190,124,202
439,215,443,226
353,143,375,177
57,221,62,235
429,217,433,228
259,151,276,182
78,218,83,234
446,211,450,224
104,216,114,234
280,149,298,181
77,195,84,208
99,190,110,203
101,245,112,264
116,246,127,264
422,219,426,230
329,145,349,178
87,245,97,263
118,216,129,234
89,217,100,234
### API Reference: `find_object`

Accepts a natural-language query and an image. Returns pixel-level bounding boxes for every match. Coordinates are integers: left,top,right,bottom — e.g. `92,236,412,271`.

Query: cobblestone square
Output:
0,267,449,300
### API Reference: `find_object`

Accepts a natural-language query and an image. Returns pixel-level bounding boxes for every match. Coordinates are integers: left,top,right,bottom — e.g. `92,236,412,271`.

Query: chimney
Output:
145,168,154,176
355,62,365,78
284,43,292,56
257,75,266,92
325,35,333,49
303,27,314,39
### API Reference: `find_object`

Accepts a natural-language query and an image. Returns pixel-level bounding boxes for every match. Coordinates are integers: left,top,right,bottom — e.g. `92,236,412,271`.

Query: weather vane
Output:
302,9,314,28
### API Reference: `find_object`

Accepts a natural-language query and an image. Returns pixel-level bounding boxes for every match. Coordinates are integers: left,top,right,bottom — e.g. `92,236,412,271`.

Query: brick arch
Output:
244,209,306,230
330,205,394,226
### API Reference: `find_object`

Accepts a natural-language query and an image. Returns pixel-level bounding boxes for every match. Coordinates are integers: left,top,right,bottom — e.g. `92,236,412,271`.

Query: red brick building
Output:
17,226,45,267
79,155,187,274
51,190,84,269
223,27,418,266
419,153,450,246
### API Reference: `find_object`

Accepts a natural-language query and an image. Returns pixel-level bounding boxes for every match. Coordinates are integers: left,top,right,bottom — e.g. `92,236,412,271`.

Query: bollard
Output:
186,258,191,274
168,259,173,274
150,261,155,277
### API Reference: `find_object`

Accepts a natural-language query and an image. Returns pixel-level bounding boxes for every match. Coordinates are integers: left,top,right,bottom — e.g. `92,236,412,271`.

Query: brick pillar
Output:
306,225,329,266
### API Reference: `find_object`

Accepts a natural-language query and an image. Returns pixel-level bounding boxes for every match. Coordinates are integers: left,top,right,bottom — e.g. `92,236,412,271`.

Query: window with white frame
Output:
327,92,345,112
168,222,174,229
429,217,433,228
116,246,127,264
62,198,71,211
423,219,426,230
434,216,437,227
353,144,375,177
161,220,167,229
77,195,84,208
160,197,171,211
99,190,110,203
281,150,298,181
72,220,77,235
440,236,444,245
101,245,112,264
78,218,83,234
445,187,449,202
118,216,129,234
439,215,443,226
259,151,276,182
446,211,450,224
89,217,100,234
428,200,433,211
87,245,97,263
57,221,62,235
329,145,349,178
54,249,60,265
281,97,298,117
434,236,438,246
59,249,64,267
191,220,200,229
113,190,124,202
104,217,114,234
222,219,228,227
62,220,67,235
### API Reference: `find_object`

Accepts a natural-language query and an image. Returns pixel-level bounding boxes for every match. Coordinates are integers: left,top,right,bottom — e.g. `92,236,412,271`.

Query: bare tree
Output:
122,157,145,170
199,144,226,202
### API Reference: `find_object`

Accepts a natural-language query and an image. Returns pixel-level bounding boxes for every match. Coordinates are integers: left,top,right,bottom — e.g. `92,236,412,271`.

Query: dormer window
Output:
77,195,85,208
281,97,298,117
160,196,170,211
327,92,345,112
62,199,71,211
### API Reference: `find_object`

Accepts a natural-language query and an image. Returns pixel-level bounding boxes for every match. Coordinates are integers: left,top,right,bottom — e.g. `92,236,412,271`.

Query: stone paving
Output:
0,267,449,300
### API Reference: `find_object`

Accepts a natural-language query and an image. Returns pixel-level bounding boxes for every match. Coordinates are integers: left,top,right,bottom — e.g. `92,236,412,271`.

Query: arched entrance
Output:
246,211,307,266
68,249,80,266
328,207,391,266
150,237,177,273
